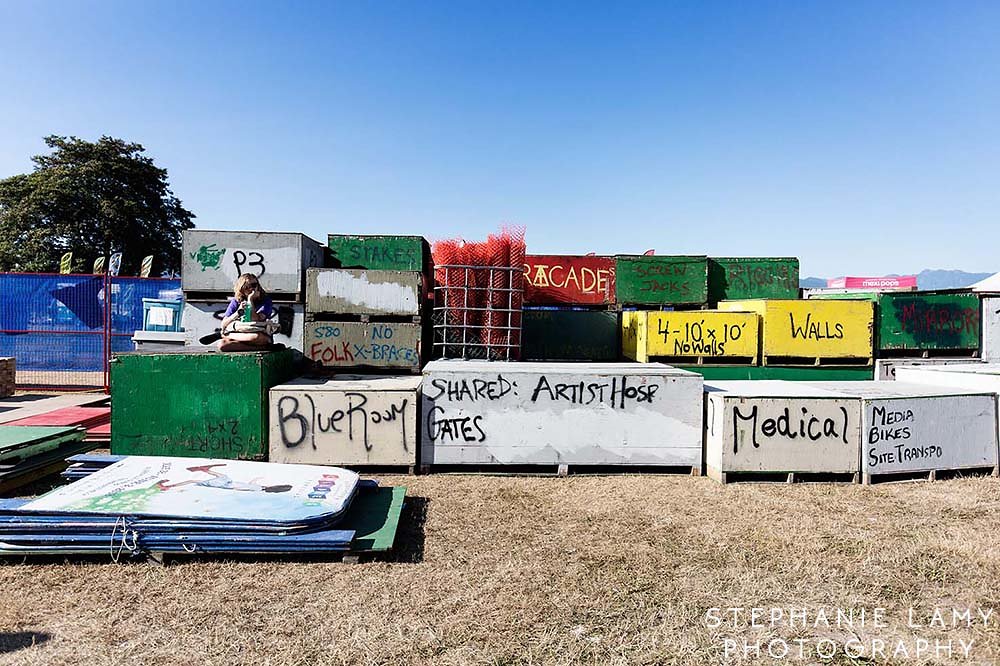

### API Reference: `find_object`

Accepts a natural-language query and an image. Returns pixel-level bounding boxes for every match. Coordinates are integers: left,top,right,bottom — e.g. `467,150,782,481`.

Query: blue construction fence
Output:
0,273,181,388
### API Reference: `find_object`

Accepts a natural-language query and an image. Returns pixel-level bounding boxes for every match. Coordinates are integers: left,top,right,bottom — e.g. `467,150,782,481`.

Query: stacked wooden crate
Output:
521,255,618,361
0,357,14,397
273,235,429,471
180,229,324,351
303,235,430,374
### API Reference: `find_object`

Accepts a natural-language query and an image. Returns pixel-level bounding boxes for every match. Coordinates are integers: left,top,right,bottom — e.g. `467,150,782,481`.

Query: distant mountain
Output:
916,269,993,290
798,270,994,291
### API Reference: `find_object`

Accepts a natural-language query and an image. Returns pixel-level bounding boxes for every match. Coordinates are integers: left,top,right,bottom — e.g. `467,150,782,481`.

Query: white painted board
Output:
182,301,305,351
420,361,703,467
704,380,861,477
269,375,420,467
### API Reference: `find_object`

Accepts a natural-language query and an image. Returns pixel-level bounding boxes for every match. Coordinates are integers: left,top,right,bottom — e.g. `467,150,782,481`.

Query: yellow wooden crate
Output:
717,299,874,362
622,310,760,363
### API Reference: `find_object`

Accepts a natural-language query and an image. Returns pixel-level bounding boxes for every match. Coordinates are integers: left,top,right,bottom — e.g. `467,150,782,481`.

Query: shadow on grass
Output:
392,496,429,564
0,631,50,654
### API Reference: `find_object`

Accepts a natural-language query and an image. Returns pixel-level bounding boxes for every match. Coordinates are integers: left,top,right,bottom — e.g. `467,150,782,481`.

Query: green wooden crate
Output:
111,350,299,460
707,257,799,302
878,291,981,352
521,310,620,361
327,235,430,272
614,255,708,305
679,365,875,381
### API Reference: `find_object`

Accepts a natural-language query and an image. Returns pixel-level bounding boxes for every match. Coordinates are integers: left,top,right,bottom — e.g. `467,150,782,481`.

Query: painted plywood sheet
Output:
704,381,861,474
421,361,703,466
269,376,420,466
22,456,360,523
304,321,421,370
306,269,422,316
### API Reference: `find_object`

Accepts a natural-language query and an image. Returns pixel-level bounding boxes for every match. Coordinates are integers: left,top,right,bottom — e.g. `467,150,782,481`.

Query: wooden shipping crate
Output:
269,375,420,468
707,257,799,302
110,350,299,460
717,299,874,365
808,381,998,482
878,291,980,353
327,234,430,272
614,255,708,306
183,301,306,351
0,357,14,397
623,310,759,364
980,297,1000,361
305,268,423,317
704,380,861,482
522,309,619,361
875,358,982,381
304,321,422,371
421,361,703,470
182,230,325,298
522,255,615,306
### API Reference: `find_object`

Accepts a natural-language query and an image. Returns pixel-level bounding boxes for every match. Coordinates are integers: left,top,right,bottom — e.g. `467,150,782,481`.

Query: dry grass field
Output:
2,473,1000,665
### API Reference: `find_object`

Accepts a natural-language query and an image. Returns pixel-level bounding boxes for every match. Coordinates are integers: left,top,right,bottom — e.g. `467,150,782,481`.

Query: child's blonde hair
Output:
234,273,267,301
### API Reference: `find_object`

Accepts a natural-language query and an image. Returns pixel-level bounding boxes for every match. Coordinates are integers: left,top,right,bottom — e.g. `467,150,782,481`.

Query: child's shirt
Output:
224,296,274,319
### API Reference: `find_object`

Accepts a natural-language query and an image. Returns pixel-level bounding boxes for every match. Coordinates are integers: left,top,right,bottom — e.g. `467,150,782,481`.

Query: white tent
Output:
971,273,1000,292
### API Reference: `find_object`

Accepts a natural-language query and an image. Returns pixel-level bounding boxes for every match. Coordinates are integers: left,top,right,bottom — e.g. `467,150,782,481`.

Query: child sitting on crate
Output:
201,273,280,351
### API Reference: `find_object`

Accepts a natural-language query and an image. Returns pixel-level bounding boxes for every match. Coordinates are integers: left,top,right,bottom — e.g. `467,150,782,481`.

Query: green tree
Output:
0,135,195,274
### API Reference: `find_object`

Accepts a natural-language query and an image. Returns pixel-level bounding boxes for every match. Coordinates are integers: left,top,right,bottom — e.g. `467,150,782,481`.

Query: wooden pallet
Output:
877,348,980,359
762,355,873,367
646,355,757,366
305,312,422,324
418,463,702,477
614,303,709,312
707,466,859,485
862,465,999,485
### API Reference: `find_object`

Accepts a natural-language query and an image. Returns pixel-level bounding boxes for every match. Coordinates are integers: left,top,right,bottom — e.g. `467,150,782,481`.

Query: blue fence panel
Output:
0,273,182,388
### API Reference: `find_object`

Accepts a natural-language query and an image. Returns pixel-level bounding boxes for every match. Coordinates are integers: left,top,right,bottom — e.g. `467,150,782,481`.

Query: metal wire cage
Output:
432,264,523,361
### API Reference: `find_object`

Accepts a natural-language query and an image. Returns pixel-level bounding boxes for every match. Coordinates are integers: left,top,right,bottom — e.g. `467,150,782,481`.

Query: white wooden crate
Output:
269,375,420,467
704,380,861,482
420,361,703,469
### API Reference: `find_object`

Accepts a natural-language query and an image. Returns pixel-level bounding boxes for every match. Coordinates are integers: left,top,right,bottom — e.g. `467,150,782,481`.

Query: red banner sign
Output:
523,255,615,305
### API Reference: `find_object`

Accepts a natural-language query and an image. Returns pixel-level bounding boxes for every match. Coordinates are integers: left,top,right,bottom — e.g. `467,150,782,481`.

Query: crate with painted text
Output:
182,230,325,301
270,375,421,471
304,321,422,373
704,380,862,484
614,255,708,307
623,310,759,365
110,349,299,460
717,299,874,366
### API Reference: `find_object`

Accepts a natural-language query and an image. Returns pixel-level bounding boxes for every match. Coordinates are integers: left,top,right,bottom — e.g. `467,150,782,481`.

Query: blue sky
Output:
0,1,997,277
